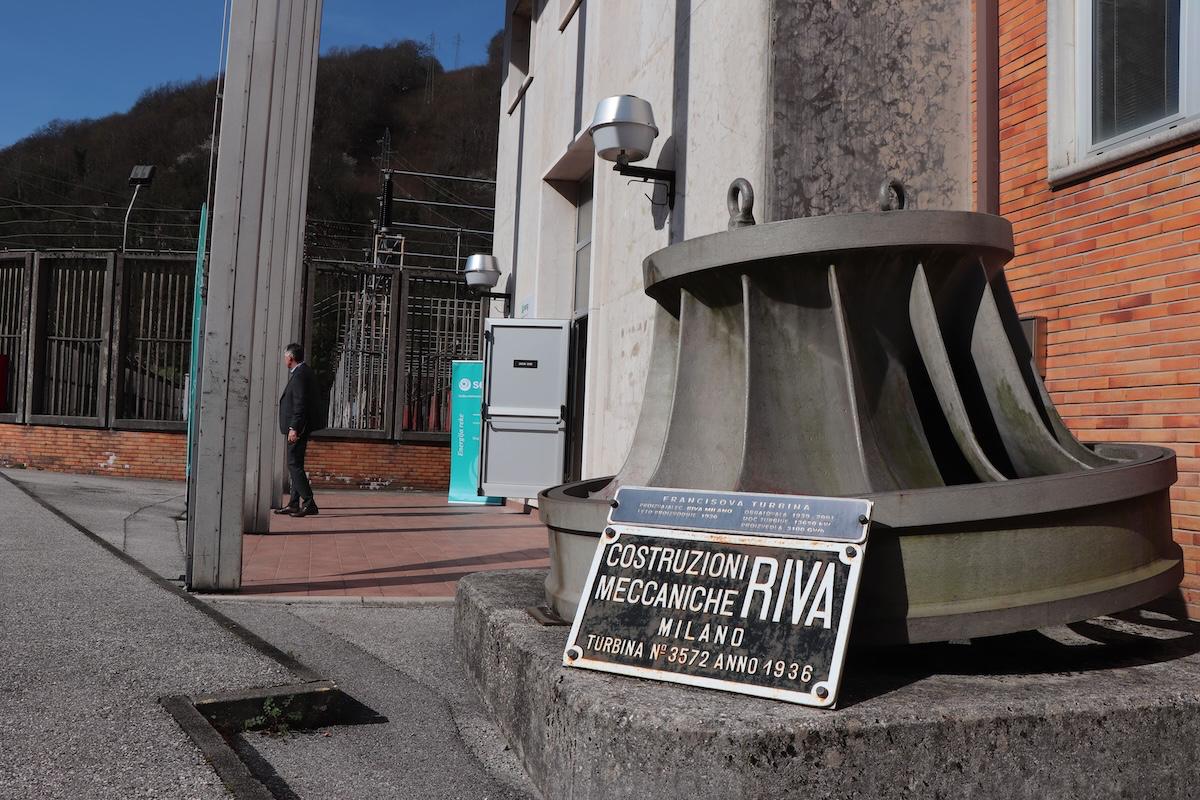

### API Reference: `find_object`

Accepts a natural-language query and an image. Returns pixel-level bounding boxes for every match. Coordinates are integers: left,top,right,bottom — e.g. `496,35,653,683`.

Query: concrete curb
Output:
203,594,455,607
159,696,275,800
454,568,1200,800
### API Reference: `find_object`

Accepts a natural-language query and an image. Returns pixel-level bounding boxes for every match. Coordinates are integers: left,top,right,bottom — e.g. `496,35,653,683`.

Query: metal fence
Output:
304,260,485,441
114,256,195,425
307,260,397,434
0,253,30,420
1,249,484,442
27,253,114,425
1,250,194,429
401,272,485,435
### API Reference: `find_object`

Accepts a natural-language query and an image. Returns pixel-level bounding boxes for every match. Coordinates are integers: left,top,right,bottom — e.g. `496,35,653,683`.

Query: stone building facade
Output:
493,0,974,479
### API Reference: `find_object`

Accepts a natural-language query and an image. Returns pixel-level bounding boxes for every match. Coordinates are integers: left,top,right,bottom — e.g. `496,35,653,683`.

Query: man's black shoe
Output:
290,501,320,517
273,503,299,515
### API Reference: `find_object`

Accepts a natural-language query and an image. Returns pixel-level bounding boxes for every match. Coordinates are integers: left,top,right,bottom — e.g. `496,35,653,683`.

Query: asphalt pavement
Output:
0,471,292,799
0,468,537,799
2,468,188,580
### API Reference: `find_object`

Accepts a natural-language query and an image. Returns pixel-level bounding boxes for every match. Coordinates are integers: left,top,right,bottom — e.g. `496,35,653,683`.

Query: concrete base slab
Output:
455,569,1200,800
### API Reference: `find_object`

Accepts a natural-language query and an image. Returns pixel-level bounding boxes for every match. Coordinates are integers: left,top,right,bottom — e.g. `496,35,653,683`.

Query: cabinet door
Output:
480,319,570,497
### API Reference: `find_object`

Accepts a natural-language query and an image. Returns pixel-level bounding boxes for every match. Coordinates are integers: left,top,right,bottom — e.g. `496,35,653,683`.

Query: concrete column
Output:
243,0,323,535
765,0,973,219
187,0,323,590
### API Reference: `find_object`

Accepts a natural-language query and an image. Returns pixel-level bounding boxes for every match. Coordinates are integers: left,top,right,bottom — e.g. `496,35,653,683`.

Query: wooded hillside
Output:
0,35,502,254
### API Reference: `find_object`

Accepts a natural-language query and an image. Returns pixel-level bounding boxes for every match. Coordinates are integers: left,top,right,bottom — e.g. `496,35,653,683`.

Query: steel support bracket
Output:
613,163,676,209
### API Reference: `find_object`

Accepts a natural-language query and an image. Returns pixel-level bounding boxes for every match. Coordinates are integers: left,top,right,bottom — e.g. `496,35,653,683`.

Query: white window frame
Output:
505,0,536,115
1048,0,1200,186
572,177,593,322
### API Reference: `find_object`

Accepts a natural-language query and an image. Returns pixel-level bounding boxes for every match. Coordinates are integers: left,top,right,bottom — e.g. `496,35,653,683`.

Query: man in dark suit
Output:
277,342,319,517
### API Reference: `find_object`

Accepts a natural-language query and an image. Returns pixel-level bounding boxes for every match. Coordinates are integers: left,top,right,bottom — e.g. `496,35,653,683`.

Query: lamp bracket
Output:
471,289,513,318
613,162,676,209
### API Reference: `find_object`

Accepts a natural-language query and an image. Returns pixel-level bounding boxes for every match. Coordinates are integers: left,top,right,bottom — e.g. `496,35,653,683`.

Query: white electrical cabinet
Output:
480,318,571,498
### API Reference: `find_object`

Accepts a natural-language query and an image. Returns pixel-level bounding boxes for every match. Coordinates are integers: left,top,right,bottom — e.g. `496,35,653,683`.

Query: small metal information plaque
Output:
564,488,872,708
609,486,868,542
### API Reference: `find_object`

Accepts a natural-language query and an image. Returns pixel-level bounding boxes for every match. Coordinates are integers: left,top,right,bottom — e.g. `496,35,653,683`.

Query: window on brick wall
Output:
1084,0,1186,150
1048,0,1200,184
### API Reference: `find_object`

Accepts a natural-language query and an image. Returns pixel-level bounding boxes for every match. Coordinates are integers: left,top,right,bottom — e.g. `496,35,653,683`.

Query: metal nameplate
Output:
512,359,538,368
610,486,871,543
563,524,868,708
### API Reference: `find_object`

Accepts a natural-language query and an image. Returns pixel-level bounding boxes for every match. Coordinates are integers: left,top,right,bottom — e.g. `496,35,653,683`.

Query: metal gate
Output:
0,249,195,429
26,253,114,426
398,270,485,437
302,261,485,441
113,255,195,427
0,253,31,421
305,260,398,436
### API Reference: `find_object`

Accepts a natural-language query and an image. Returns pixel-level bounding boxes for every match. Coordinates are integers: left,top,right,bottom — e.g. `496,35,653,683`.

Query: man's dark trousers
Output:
287,434,313,506
279,360,321,508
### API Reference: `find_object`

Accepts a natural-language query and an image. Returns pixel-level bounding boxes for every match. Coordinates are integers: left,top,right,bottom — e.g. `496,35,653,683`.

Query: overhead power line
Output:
0,217,202,228
0,164,198,212
386,160,496,219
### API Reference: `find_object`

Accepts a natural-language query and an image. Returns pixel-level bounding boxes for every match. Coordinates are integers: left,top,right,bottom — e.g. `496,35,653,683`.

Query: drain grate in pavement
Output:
162,681,387,799
192,680,386,734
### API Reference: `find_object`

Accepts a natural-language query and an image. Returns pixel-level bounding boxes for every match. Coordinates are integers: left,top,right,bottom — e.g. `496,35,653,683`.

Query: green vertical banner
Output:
450,360,504,505
186,203,208,482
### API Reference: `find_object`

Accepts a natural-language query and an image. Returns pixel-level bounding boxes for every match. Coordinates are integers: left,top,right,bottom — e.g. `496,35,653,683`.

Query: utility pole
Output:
375,128,393,172
374,130,401,267
425,33,436,104
453,33,461,69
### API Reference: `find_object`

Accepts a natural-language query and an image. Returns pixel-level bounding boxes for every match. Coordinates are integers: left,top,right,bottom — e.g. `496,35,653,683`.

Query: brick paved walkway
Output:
241,492,550,598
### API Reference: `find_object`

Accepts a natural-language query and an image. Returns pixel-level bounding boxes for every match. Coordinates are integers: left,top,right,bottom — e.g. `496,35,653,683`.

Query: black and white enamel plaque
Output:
563,491,872,708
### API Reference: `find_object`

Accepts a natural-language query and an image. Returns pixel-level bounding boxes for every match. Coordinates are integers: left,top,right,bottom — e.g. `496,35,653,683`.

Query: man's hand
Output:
288,428,299,444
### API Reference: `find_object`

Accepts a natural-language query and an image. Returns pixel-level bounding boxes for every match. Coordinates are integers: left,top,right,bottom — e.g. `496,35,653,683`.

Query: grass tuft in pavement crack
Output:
242,696,306,738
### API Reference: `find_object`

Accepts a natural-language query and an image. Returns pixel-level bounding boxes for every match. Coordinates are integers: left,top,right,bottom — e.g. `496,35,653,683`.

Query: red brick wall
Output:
305,438,450,491
0,424,450,490
0,424,186,479
997,1,1200,615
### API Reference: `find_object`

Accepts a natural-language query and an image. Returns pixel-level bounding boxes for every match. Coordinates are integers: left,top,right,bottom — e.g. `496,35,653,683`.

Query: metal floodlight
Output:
588,95,676,209
464,254,512,317
588,95,658,163
464,254,503,291
122,165,157,251
128,165,157,186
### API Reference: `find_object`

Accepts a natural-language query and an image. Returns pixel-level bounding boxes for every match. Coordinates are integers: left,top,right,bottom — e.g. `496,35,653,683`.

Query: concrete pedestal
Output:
455,569,1200,800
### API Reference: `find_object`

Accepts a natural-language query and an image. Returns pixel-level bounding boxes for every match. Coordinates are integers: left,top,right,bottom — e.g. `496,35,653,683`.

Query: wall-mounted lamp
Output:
588,95,675,209
464,254,512,316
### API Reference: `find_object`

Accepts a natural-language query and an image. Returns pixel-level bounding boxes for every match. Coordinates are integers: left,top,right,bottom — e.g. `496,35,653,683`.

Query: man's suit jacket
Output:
279,362,320,436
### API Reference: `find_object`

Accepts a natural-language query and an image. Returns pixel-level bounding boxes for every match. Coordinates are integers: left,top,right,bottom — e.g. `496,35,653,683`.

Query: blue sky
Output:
0,0,502,148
